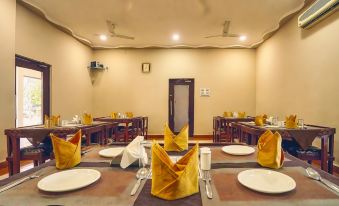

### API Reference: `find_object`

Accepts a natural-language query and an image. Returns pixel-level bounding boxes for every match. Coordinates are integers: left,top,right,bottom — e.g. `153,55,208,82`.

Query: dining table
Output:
213,116,255,142
0,142,338,206
94,116,144,142
4,121,118,175
233,122,336,174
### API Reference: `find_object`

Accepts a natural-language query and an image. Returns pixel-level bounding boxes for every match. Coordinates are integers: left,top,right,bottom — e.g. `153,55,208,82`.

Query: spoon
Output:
130,168,149,196
305,167,339,193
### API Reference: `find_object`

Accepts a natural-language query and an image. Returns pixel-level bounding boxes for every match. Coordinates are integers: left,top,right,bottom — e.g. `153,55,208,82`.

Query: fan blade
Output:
223,21,230,34
114,34,135,40
225,33,240,37
205,34,223,38
106,20,115,34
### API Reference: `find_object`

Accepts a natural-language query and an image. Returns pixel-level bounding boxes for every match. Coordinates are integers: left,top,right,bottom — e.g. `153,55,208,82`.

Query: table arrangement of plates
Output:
36,145,298,195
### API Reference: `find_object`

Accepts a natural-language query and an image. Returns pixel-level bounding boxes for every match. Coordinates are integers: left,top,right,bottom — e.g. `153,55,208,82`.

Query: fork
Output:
203,170,213,199
0,170,44,193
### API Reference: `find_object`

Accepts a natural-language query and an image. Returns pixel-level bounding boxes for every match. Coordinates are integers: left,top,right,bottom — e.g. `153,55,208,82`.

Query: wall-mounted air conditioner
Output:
298,0,338,29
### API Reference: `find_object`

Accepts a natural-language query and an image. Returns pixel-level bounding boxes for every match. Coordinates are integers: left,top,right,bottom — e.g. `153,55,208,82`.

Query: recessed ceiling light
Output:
172,33,180,41
239,35,247,41
99,34,107,41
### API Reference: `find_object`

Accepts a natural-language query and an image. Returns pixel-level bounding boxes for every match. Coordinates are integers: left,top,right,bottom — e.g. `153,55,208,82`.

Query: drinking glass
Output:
272,117,278,126
298,119,304,129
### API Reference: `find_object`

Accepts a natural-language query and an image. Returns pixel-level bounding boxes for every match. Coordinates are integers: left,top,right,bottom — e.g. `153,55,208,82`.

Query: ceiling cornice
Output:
18,0,309,49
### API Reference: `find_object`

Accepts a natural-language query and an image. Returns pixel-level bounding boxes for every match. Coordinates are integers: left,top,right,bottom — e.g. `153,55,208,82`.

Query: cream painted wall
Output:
0,0,16,162
92,49,256,135
15,4,94,119
256,12,339,165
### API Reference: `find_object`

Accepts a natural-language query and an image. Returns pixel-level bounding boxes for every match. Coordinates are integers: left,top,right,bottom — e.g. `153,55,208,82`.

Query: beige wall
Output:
92,49,256,135
256,12,339,165
15,4,94,119
0,0,16,162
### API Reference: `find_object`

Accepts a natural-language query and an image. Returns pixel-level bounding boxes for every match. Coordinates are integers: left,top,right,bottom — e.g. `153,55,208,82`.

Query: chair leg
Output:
33,160,39,167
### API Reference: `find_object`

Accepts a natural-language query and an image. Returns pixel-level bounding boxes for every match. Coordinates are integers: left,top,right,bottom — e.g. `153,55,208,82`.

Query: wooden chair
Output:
142,116,149,139
6,143,52,175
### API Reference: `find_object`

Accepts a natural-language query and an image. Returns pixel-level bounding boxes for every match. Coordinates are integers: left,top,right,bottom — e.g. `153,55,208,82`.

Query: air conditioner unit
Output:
298,0,338,29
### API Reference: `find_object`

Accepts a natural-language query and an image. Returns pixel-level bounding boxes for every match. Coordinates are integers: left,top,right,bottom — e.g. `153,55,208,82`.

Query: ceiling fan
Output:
205,20,241,38
105,20,135,40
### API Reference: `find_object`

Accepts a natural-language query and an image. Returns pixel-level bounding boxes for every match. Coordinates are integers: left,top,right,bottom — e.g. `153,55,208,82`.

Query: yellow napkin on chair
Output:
151,142,199,200
257,130,284,169
51,130,82,169
285,115,297,129
82,113,93,125
164,123,188,151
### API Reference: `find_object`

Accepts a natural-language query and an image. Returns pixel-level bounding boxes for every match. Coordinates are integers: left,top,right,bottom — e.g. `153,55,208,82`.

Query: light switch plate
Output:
200,88,210,97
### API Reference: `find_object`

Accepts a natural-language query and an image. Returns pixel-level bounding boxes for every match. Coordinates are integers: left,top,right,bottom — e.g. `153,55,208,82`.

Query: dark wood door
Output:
169,78,194,137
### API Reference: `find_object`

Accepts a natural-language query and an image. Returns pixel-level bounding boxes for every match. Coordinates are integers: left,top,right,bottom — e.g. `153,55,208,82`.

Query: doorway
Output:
168,78,194,137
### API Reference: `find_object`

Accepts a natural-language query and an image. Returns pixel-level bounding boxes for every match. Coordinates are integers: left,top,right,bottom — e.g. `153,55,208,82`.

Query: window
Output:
15,55,50,148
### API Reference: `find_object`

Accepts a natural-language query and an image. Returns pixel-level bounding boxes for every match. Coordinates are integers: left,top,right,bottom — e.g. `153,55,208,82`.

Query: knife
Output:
204,170,213,199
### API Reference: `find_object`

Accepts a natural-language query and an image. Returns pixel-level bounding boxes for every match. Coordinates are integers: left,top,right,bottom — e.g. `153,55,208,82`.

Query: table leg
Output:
320,135,328,173
12,137,20,175
85,131,90,146
124,122,129,142
328,134,334,174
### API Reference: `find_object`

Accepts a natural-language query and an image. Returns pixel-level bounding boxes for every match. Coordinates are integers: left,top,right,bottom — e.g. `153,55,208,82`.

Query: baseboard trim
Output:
147,134,212,140
334,164,339,174
0,160,8,170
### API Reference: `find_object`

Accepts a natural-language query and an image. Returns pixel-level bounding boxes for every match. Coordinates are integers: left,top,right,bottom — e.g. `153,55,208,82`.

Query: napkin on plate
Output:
111,112,118,119
223,112,233,117
151,142,199,200
257,130,284,169
44,115,60,127
120,136,148,169
238,112,246,118
255,115,264,126
82,113,93,125
125,112,133,118
285,115,297,129
51,130,81,169
164,123,188,151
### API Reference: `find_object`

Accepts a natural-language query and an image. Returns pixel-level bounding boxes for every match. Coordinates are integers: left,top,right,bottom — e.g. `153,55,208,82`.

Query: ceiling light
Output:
99,34,107,41
172,33,180,41
239,35,247,41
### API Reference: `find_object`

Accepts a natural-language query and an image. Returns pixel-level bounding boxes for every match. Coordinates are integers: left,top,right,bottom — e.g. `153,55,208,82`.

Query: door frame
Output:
168,78,194,137
15,54,51,127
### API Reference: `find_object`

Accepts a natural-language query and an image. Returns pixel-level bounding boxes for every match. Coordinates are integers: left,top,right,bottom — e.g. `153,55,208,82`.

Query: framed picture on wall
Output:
142,63,151,73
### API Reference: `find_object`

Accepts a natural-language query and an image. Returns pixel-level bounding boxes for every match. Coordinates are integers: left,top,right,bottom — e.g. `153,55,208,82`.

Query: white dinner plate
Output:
37,169,101,192
237,169,296,194
98,147,125,158
221,145,255,155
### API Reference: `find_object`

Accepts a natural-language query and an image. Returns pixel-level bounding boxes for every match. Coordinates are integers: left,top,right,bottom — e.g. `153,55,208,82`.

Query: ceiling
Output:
20,0,307,49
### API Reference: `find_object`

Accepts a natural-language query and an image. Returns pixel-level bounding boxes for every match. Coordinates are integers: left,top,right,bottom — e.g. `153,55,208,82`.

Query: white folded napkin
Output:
120,136,148,169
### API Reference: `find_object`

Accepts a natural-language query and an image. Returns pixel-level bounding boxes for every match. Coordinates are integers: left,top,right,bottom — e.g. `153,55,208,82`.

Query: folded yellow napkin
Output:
151,142,199,200
44,115,60,128
255,115,264,126
125,112,133,118
285,115,297,129
238,112,246,118
111,112,118,119
51,130,82,169
164,123,188,151
223,112,233,117
257,130,284,169
82,113,93,125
